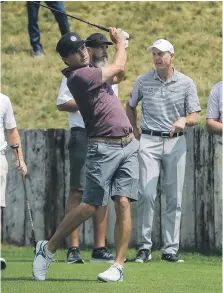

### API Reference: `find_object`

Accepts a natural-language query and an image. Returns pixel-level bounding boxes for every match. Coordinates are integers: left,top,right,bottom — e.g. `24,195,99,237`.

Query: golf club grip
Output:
31,230,37,248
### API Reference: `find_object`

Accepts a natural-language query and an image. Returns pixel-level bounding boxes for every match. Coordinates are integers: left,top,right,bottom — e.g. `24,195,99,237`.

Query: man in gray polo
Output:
126,39,201,263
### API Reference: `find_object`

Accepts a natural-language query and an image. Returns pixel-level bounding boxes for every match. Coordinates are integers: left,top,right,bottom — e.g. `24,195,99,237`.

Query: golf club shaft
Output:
14,147,37,248
32,1,109,32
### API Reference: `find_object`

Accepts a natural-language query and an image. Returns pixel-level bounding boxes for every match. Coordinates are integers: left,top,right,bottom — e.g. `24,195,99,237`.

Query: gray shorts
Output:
68,127,88,191
82,138,139,206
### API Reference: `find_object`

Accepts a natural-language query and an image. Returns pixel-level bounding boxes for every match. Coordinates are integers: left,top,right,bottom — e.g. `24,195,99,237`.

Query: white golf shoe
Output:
97,263,124,282
32,240,54,281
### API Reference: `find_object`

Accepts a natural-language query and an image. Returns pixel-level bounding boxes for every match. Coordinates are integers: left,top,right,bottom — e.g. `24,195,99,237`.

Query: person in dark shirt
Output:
32,28,139,283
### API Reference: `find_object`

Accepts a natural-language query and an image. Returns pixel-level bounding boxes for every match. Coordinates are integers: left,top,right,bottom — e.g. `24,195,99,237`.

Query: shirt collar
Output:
153,68,178,83
61,67,76,78
61,65,92,78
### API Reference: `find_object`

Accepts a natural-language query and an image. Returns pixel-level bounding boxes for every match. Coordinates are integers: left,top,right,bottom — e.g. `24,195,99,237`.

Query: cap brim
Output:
86,40,113,47
69,40,87,53
147,45,174,53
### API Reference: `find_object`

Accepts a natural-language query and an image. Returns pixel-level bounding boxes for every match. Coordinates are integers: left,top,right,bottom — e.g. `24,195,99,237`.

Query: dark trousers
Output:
27,1,70,52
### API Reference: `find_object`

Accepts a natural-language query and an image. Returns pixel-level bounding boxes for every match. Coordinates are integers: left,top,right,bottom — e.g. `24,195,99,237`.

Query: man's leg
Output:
91,206,115,262
114,197,131,265
33,202,97,280
98,138,139,282
0,154,8,270
161,136,186,262
46,1,70,35
66,128,87,263
136,135,162,263
65,190,84,263
93,206,107,248
26,1,43,54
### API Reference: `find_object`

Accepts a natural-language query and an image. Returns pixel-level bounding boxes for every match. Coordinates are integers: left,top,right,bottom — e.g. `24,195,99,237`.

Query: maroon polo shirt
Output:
63,66,133,138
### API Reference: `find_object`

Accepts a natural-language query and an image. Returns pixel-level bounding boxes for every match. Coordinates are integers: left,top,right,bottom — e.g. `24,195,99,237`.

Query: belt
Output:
89,133,134,146
141,129,184,138
71,127,86,132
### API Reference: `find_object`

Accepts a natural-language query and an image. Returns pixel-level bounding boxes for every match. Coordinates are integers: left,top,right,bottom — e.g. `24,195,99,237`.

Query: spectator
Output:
27,1,70,57
126,39,201,263
206,81,223,134
0,93,27,270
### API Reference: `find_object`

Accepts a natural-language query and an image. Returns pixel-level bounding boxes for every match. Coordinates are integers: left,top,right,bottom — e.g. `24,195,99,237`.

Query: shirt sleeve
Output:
128,78,143,107
185,79,201,114
206,84,220,119
4,96,16,129
57,76,74,105
70,67,103,92
111,83,118,98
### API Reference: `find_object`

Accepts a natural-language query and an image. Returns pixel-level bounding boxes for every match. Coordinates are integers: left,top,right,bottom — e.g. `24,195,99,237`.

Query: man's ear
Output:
171,53,174,59
87,47,92,54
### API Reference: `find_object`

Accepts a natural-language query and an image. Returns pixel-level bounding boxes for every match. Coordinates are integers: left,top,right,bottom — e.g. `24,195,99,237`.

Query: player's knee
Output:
114,196,130,212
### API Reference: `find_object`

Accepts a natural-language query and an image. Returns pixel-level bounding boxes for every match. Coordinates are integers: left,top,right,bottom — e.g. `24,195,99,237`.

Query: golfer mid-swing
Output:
32,28,139,282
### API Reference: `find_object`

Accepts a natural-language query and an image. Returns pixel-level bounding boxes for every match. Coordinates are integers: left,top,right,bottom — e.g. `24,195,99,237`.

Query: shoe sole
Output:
161,259,184,263
135,255,152,263
90,258,114,263
66,259,85,264
97,276,123,282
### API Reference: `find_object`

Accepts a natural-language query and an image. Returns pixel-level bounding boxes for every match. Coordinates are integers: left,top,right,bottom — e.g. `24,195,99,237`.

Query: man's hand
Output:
15,159,28,177
109,27,125,45
133,127,141,140
170,117,187,137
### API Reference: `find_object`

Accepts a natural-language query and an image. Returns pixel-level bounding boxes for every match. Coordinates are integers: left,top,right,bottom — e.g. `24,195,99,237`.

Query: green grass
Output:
1,246,222,293
1,1,222,128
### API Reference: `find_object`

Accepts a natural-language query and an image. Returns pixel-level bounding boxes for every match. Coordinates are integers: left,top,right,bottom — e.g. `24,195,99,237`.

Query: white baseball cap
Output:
147,39,174,53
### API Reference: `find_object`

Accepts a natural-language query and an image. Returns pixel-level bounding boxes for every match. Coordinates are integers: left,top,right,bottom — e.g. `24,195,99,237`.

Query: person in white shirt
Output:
57,33,121,264
0,93,27,270
206,81,223,134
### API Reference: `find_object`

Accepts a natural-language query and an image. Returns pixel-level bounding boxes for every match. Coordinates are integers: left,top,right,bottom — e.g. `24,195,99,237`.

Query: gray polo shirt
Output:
128,69,201,131
206,81,222,122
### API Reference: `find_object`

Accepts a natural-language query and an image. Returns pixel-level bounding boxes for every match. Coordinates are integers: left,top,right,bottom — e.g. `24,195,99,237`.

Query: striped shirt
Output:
206,81,222,122
128,69,201,131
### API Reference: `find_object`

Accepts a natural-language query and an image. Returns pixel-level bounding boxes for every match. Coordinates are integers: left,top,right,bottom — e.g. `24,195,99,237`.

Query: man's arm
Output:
206,119,223,134
126,103,140,140
57,99,79,112
170,112,200,136
186,112,200,126
6,127,27,176
101,28,126,83
112,72,125,85
170,78,201,136
57,77,79,112
109,31,129,85
206,83,222,134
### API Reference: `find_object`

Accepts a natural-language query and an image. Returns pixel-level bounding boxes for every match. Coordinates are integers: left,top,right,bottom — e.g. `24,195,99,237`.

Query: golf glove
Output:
122,30,129,48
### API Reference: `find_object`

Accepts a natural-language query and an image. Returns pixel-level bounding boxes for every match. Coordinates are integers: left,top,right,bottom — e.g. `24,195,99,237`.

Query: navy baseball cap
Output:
56,32,87,57
86,33,113,48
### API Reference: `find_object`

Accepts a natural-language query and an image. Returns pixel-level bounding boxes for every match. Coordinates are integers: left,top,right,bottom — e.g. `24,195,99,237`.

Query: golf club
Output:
33,1,110,32
9,144,37,250
32,1,130,39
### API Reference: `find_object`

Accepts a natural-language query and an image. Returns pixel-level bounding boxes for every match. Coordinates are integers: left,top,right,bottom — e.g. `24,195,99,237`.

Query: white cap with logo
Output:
147,39,174,53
